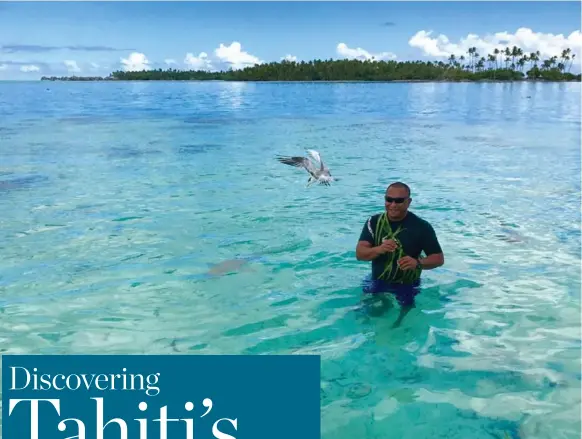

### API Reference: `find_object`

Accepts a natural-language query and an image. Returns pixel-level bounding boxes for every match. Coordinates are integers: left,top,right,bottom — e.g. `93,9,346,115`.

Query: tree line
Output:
42,46,580,82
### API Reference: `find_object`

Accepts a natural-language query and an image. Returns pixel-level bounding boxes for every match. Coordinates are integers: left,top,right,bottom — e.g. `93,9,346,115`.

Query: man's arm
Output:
418,222,444,270
418,252,444,269
355,215,395,260
356,241,383,261
356,216,378,261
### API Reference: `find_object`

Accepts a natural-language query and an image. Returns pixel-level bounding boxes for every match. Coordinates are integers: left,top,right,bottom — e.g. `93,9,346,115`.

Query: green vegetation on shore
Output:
42,46,580,82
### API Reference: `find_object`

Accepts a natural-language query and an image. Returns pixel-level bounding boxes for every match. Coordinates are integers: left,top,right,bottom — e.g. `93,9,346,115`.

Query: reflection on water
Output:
218,81,246,110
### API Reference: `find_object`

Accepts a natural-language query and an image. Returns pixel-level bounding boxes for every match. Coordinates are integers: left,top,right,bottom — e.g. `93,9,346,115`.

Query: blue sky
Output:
0,1,580,79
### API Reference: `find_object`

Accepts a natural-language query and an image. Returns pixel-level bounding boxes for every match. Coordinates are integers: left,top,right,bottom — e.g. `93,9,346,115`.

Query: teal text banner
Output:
2,354,321,439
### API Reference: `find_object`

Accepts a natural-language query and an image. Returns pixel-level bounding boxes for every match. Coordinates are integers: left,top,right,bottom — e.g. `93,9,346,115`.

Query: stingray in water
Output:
205,255,264,276
202,238,312,277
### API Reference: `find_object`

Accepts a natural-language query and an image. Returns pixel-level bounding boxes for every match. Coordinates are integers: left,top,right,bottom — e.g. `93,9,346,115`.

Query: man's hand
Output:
397,256,419,271
356,239,397,261
377,238,398,254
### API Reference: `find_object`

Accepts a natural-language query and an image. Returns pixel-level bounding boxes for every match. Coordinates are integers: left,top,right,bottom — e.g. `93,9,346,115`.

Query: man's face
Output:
384,186,410,219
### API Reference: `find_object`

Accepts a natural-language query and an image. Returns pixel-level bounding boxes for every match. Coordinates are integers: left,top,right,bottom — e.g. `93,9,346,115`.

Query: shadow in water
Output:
107,146,162,159
0,174,49,192
177,143,224,155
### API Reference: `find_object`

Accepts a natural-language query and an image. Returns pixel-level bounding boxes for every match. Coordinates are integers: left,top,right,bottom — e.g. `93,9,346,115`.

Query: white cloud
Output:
90,62,100,70
214,41,262,70
336,43,397,61
113,43,261,73
0,64,6,70
120,52,150,71
409,27,582,62
281,54,297,62
20,64,40,73
64,60,81,73
184,52,213,71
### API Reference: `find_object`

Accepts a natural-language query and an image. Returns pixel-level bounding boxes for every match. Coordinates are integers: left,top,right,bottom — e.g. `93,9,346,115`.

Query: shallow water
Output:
1,80,580,438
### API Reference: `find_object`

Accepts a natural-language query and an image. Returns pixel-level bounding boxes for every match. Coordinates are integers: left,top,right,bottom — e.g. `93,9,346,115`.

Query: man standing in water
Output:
356,182,444,324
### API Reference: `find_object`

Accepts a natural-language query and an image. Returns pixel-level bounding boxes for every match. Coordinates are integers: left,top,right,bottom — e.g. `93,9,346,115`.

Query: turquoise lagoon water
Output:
1,81,580,438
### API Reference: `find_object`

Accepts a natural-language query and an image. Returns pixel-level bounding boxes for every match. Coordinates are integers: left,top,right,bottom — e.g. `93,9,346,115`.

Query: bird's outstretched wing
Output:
276,155,318,177
306,149,325,171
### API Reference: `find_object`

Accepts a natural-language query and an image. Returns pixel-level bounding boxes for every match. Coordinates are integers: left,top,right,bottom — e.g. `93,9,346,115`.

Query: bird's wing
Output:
276,155,318,176
307,149,327,171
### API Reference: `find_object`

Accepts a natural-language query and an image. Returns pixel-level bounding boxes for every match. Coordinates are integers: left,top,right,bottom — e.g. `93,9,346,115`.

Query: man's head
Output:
384,182,411,221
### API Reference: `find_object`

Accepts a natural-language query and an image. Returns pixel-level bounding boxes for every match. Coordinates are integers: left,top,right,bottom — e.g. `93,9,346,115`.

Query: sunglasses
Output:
385,196,408,204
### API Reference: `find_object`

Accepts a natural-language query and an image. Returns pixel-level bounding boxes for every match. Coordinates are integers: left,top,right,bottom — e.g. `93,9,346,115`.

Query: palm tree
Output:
467,47,480,72
550,56,558,69
560,48,571,67
504,47,511,68
467,48,475,71
493,48,500,69
487,54,496,70
511,46,519,67
529,51,540,71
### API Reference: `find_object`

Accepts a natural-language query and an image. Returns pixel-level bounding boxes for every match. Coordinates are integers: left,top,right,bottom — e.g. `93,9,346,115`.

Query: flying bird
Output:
276,149,337,187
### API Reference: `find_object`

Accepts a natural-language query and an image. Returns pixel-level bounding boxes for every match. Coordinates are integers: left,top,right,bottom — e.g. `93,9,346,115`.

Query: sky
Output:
0,1,580,79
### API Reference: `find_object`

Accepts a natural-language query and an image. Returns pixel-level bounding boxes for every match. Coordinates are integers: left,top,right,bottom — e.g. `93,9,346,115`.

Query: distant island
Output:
42,46,580,82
